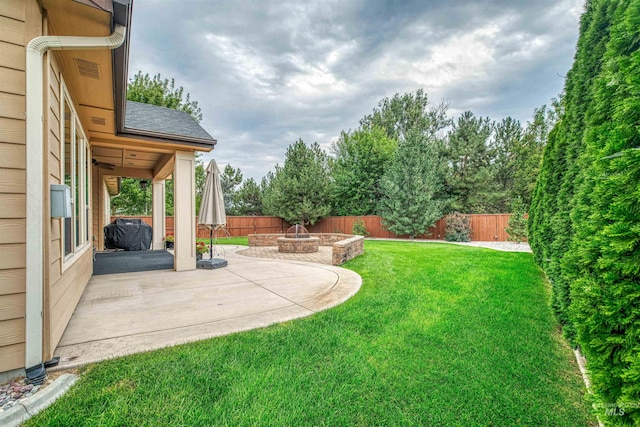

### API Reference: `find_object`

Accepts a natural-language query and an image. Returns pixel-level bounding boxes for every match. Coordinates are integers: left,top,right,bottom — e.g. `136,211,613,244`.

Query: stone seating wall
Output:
331,235,365,266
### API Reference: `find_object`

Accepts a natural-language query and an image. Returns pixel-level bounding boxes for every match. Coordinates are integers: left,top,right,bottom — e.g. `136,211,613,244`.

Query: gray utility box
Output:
50,184,72,218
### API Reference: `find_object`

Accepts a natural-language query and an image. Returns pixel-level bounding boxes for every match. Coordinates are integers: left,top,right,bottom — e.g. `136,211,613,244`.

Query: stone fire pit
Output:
249,232,364,266
277,225,319,253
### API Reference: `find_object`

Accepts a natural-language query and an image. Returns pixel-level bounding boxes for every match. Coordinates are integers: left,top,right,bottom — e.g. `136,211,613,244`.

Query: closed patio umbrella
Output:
197,159,228,269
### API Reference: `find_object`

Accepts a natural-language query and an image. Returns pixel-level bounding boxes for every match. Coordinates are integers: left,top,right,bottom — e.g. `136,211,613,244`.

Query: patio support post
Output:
173,151,196,271
152,179,166,250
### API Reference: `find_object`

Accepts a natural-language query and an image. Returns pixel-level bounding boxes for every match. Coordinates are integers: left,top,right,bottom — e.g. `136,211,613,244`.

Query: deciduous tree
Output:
330,126,396,215
127,71,202,122
110,178,152,215
360,89,450,140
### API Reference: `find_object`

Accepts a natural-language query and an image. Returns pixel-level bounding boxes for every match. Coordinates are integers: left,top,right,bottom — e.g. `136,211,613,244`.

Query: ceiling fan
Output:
92,158,115,170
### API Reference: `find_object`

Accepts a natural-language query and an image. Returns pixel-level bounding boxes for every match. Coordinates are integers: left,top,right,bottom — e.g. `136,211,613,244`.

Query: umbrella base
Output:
196,258,228,269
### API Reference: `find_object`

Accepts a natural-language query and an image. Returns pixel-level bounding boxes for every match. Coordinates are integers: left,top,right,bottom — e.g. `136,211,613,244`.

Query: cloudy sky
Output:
128,0,584,181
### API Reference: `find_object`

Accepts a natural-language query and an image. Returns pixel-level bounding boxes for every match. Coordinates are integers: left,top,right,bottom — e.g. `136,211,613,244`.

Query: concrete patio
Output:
53,246,361,370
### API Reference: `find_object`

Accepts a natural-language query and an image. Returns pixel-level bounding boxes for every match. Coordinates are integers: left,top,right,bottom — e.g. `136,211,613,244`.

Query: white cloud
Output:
129,0,584,181
204,34,277,93
285,60,349,97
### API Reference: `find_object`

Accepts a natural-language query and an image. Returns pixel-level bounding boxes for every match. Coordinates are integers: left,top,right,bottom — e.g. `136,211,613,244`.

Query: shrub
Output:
528,2,640,421
445,212,471,242
352,218,370,236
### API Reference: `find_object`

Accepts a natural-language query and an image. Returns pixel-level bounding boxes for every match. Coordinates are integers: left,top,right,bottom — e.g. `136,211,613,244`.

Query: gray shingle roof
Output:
124,100,215,142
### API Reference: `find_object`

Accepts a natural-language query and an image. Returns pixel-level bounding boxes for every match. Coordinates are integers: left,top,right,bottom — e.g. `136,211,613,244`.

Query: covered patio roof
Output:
91,100,215,176
124,101,216,147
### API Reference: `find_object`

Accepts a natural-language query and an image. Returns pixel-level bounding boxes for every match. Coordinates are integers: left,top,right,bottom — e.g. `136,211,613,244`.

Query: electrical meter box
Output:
50,184,72,218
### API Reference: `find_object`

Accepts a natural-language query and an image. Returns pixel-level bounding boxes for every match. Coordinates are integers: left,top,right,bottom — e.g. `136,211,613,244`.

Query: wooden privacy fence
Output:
111,214,515,241
196,216,291,238
109,216,290,238
306,215,512,241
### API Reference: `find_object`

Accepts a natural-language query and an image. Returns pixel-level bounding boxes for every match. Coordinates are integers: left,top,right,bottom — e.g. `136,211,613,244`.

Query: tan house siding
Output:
0,67,25,96
0,1,25,22
0,344,23,373
45,51,95,354
49,249,92,348
0,219,26,244
48,56,63,287
0,0,97,371
0,0,29,373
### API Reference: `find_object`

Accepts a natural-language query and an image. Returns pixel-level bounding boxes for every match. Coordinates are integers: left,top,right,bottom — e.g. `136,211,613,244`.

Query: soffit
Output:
92,146,163,170
91,134,192,181
43,0,116,137
104,176,120,196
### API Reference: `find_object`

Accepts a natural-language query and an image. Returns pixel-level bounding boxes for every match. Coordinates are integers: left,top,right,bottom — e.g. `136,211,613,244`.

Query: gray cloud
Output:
128,0,584,180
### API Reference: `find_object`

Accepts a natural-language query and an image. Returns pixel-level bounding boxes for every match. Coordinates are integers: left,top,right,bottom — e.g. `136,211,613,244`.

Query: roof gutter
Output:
118,127,218,150
25,25,126,379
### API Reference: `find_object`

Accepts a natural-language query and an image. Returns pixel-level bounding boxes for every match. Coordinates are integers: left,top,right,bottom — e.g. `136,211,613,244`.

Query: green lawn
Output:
27,241,593,426
196,236,248,246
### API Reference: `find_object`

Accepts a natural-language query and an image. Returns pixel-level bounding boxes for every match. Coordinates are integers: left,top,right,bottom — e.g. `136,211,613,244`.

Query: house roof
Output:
124,101,215,143
110,0,217,151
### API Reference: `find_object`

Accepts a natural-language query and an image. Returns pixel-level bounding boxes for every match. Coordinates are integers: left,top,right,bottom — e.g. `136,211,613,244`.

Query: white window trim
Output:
60,79,91,271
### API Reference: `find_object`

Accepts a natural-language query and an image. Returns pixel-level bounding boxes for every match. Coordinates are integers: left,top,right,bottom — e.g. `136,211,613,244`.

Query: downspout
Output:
25,25,126,379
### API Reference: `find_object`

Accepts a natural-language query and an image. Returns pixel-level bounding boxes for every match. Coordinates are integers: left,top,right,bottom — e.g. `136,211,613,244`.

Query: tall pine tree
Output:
262,140,331,225
235,178,263,215
220,165,243,215
378,131,443,237
444,111,497,213
492,117,523,212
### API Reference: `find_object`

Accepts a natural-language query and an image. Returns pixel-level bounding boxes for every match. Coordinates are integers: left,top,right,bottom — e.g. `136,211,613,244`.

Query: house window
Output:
61,83,90,260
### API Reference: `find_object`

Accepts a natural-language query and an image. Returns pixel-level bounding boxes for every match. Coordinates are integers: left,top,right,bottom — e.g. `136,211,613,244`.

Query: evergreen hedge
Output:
528,1,640,423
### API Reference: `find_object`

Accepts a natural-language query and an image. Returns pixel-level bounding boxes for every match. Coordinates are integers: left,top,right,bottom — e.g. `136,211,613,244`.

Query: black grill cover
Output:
104,218,153,251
